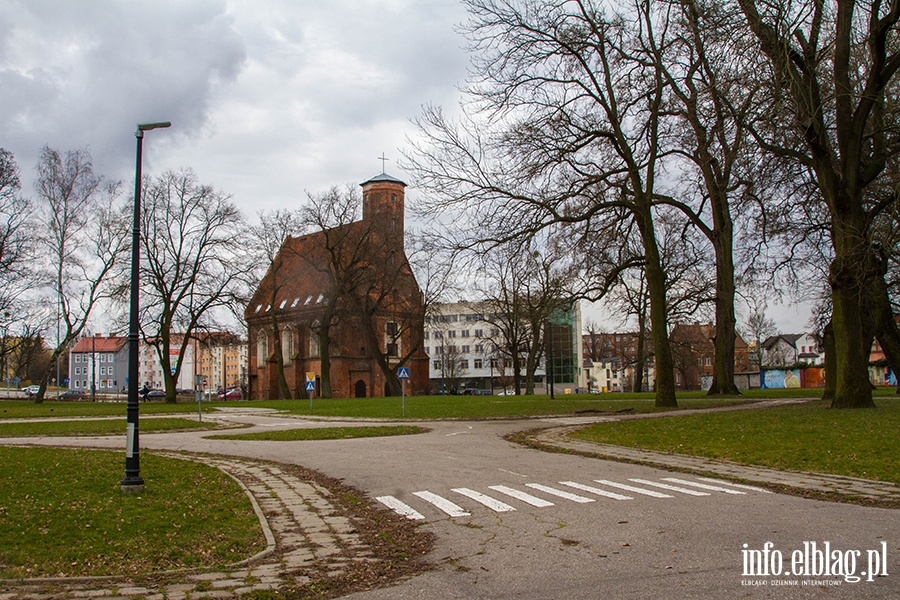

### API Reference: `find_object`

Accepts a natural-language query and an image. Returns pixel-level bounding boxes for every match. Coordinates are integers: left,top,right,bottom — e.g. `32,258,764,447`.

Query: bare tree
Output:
741,299,778,369
244,209,307,399
736,0,900,407
406,0,687,406
33,146,127,402
0,149,36,384
139,169,246,403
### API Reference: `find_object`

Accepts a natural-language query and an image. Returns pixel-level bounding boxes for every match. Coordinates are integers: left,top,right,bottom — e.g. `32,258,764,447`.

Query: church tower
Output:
361,172,406,250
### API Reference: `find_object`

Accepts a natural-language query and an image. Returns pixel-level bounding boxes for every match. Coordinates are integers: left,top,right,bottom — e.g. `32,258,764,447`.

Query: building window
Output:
474,359,483,369
257,332,268,367
282,326,294,364
458,359,468,369
475,329,483,337
461,330,470,338
433,360,442,370
309,324,321,357
75,354,82,363
387,343,399,357
475,344,484,353
461,345,470,353
448,330,456,338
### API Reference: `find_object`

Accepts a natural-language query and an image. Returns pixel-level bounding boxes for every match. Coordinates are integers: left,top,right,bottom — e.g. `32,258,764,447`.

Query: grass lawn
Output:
0,399,208,419
569,396,900,484
239,393,764,419
0,446,264,578
208,425,428,441
0,417,222,437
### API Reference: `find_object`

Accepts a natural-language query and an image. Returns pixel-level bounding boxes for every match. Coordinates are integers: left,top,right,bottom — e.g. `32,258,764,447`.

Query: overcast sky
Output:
0,0,810,332
1,0,469,215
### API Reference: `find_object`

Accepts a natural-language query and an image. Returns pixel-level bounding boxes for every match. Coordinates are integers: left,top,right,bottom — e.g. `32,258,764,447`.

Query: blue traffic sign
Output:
305,381,315,392
397,367,410,379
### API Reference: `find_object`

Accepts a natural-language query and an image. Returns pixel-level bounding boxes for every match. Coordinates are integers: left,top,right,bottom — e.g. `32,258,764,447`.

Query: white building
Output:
424,301,585,393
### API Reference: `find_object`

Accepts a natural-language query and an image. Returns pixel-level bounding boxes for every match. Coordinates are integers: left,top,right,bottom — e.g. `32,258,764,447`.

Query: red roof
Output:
72,336,127,353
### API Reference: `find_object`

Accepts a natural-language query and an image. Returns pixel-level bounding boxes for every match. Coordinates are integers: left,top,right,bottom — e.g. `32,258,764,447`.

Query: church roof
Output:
361,172,406,186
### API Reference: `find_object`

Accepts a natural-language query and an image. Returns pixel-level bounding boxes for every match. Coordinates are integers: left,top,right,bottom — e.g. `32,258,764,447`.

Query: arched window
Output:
309,321,320,358
257,331,269,367
281,326,294,364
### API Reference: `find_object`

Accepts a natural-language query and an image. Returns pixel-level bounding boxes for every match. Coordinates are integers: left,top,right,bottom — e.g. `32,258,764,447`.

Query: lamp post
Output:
122,121,170,493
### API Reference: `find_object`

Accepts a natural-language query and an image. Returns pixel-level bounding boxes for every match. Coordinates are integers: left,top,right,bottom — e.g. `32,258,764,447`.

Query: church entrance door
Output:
354,380,367,398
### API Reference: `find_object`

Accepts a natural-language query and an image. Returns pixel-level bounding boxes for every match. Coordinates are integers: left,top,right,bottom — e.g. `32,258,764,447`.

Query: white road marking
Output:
498,468,529,478
695,477,773,493
452,488,516,512
376,495,425,520
594,479,673,498
488,485,555,507
525,483,595,503
560,481,633,500
662,477,746,494
628,478,710,496
412,491,471,517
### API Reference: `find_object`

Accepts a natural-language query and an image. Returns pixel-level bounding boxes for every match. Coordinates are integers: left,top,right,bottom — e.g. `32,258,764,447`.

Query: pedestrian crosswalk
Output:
376,475,770,521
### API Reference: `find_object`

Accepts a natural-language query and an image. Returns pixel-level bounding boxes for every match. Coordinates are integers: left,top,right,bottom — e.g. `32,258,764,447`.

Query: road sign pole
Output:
402,378,406,418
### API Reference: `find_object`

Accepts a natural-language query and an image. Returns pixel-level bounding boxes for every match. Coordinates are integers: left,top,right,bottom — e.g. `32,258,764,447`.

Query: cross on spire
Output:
378,153,390,174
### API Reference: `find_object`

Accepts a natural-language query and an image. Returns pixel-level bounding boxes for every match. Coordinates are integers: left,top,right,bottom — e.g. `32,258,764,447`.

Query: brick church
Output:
245,172,430,399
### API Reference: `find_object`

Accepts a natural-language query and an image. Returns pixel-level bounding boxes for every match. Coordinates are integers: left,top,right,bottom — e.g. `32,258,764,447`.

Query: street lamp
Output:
121,121,171,493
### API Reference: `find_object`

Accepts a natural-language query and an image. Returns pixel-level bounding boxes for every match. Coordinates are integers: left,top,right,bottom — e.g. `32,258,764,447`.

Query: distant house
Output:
68,334,127,393
245,172,429,399
582,331,655,392
669,322,751,390
761,333,823,368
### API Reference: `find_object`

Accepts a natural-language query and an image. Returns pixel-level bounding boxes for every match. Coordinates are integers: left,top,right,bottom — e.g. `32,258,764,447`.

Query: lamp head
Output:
135,122,172,137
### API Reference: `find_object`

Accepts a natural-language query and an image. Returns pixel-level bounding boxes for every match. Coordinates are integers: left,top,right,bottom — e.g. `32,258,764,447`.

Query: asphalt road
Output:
7,410,899,598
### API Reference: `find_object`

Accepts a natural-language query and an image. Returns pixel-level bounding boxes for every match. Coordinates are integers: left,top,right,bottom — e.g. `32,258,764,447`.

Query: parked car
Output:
218,388,242,400
57,389,84,400
460,388,482,396
146,389,166,399
23,385,41,397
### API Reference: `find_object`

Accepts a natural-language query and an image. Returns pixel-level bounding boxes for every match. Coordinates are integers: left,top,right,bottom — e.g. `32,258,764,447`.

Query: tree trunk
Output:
318,325,332,398
822,321,835,401
829,249,875,408
637,206,677,407
870,253,900,391
269,319,292,400
707,231,740,395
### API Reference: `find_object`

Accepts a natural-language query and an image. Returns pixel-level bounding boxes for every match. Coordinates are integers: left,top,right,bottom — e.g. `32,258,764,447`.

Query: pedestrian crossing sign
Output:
397,367,410,379
305,381,315,392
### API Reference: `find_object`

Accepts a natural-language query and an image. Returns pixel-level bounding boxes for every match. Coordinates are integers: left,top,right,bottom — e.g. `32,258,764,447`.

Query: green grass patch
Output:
569,397,900,484
0,399,210,419
0,417,221,437
208,425,428,441
234,394,757,419
0,447,265,578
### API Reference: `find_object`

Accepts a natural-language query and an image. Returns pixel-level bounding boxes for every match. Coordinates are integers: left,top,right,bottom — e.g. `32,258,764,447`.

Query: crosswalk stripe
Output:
695,477,773,493
662,477,746,494
452,488,516,512
525,483,595,503
413,491,471,517
628,478,710,496
560,481,633,500
488,485,555,507
594,479,673,498
376,495,425,520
